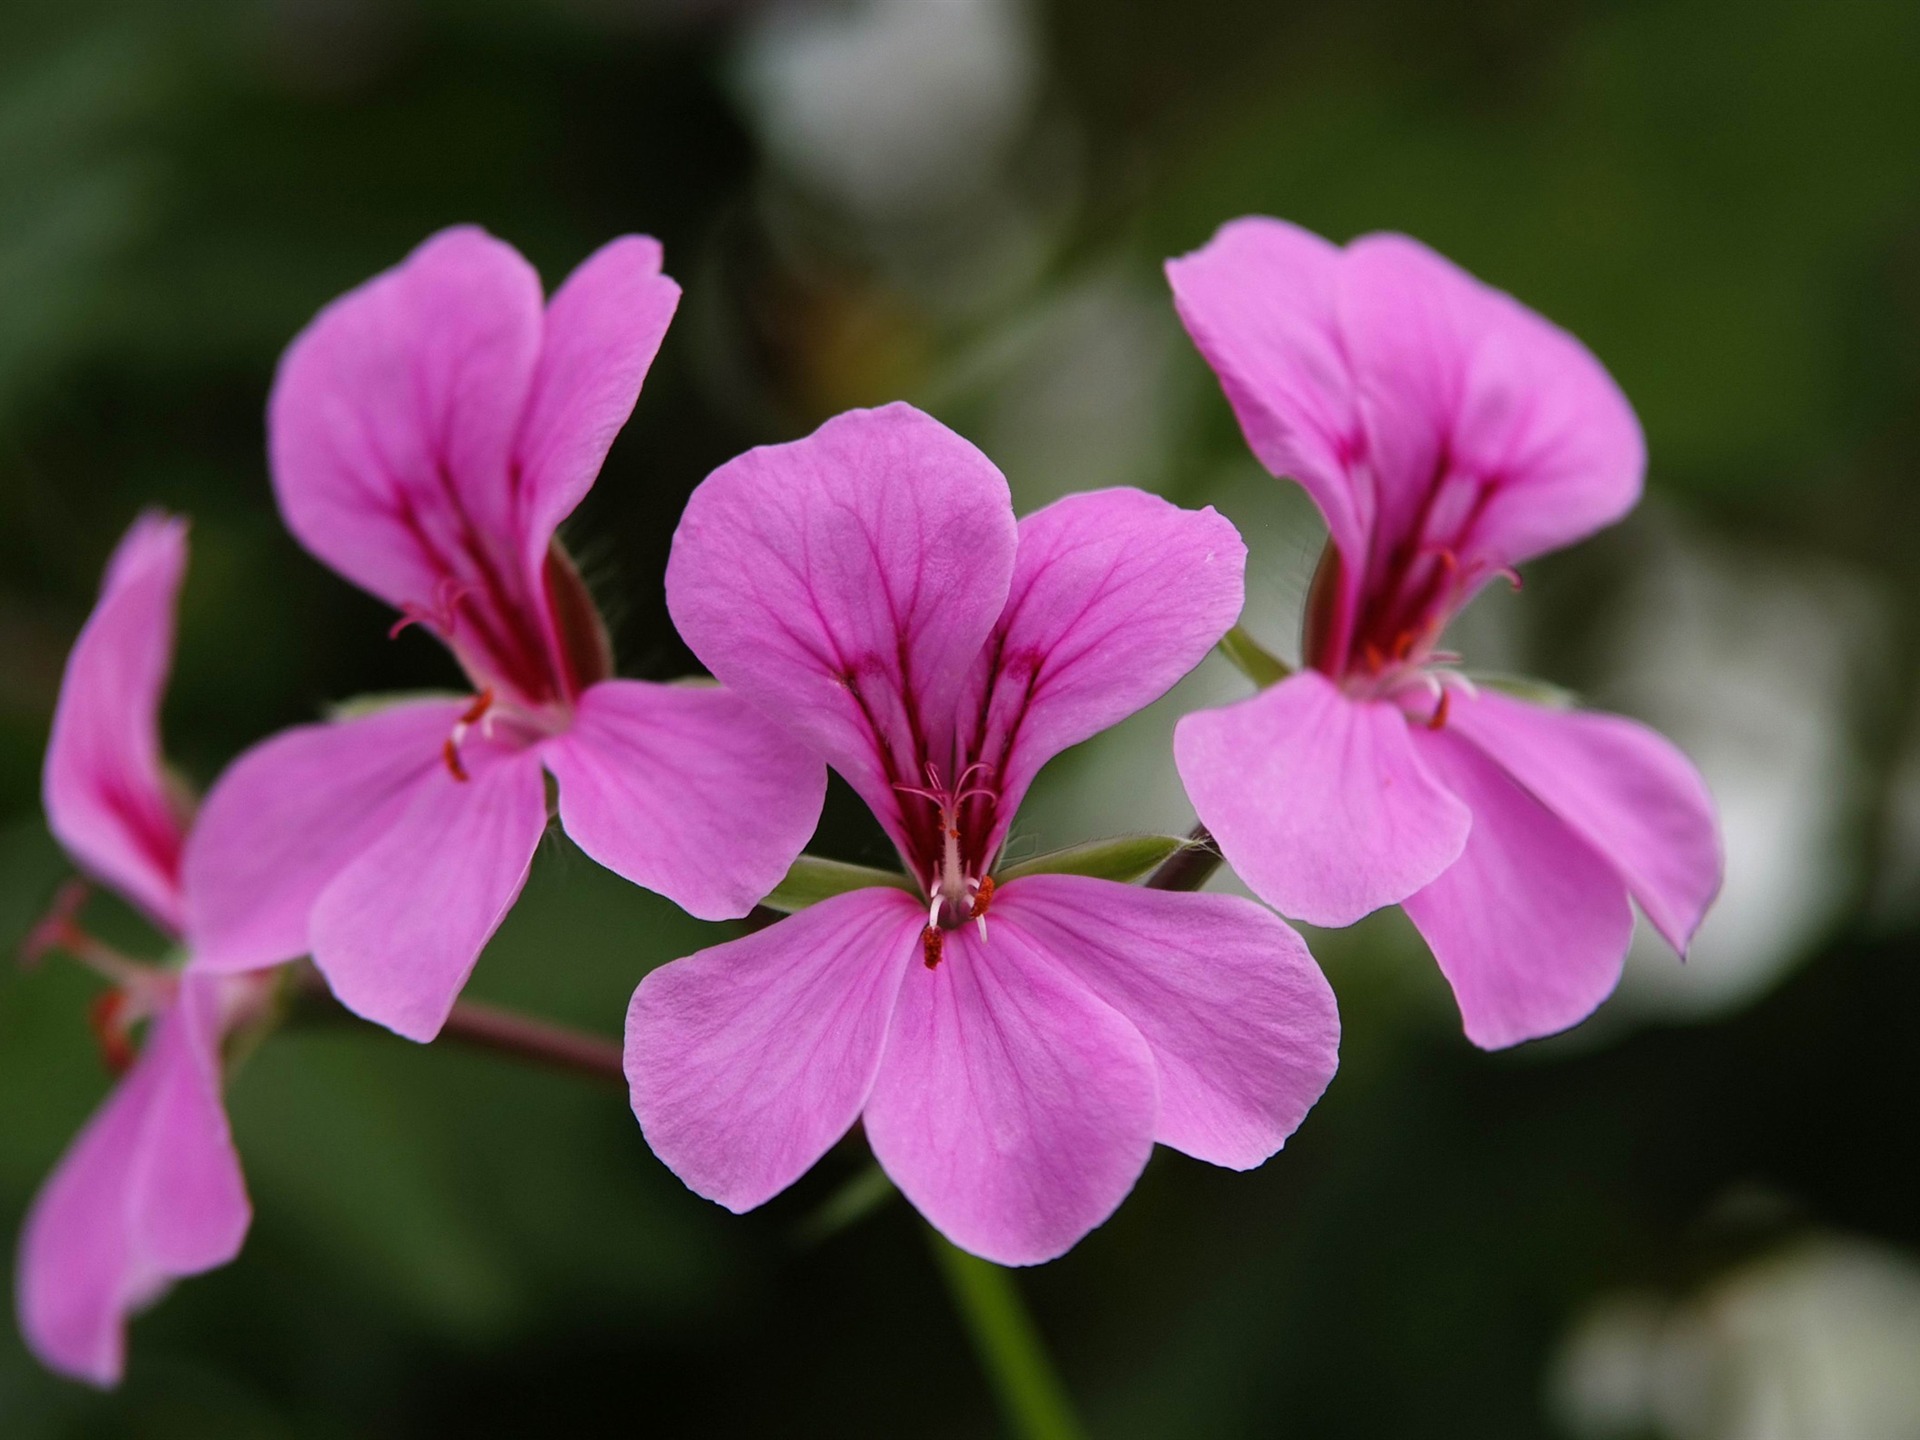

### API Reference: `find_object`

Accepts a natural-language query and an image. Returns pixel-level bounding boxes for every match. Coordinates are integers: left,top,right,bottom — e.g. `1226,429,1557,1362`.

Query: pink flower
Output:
1167,217,1723,1049
20,514,261,1387
181,227,826,1041
627,403,1339,1265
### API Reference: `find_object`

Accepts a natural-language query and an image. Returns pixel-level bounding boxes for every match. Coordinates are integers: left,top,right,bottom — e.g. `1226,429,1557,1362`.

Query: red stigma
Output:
1427,689,1452,730
968,875,995,920
921,926,944,970
88,991,137,1076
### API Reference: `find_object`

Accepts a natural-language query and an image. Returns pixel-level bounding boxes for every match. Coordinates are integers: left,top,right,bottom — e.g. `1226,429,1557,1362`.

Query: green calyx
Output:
1217,625,1292,689
995,833,1194,886
762,855,919,913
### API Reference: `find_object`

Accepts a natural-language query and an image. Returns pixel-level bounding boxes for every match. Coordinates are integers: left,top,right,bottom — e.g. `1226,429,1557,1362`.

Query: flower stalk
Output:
928,1228,1088,1440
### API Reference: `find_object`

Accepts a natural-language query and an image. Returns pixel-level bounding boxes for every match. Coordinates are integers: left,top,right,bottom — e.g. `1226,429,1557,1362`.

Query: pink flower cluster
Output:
14,219,1720,1383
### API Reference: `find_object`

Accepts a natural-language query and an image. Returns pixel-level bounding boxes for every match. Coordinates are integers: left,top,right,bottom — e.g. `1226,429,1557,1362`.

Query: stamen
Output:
968,874,995,940
1427,688,1452,730
19,878,91,970
921,926,944,970
441,688,495,783
88,991,137,1076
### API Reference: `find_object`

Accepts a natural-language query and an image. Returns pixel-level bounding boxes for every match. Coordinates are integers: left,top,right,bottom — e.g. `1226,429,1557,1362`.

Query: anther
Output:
967,874,995,934
1427,689,1452,730
88,991,137,1076
442,688,495,783
921,926,945,970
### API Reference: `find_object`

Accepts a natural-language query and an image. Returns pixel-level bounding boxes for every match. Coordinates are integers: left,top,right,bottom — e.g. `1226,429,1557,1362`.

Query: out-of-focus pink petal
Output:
269,227,560,703
1174,670,1471,927
961,489,1245,856
994,876,1338,1170
1166,218,1369,571
863,920,1158,1266
44,513,192,935
1338,233,1644,580
309,741,548,1042
182,700,467,972
515,236,680,577
665,404,1017,850
1446,689,1722,954
545,679,824,922
15,974,248,1388
1403,728,1635,1049
627,888,921,1213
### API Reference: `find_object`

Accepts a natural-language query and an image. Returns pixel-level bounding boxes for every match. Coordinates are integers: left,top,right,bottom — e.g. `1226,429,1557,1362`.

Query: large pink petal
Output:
627,887,922,1212
515,235,681,577
665,404,1017,850
1446,689,1722,954
960,489,1245,856
1166,218,1369,573
44,513,192,935
15,974,249,1388
1338,233,1644,581
309,741,549,1042
269,227,560,704
1174,670,1471,927
993,876,1338,1170
863,918,1159,1266
1403,728,1635,1049
545,679,825,922
182,700,466,972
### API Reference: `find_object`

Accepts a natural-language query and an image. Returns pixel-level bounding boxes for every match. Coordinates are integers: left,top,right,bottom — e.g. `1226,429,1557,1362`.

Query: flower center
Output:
894,762,999,966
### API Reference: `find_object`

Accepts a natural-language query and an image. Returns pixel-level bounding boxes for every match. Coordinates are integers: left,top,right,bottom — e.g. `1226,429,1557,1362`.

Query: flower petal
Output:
309,741,549,1042
1445,689,1723,954
627,887,922,1212
961,489,1245,856
665,403,1017,849
269,227,561,703
1403,727,1635,1049
863,919,1158,1266
992,875,1338,1170
15,974,248,1388
1338,232,1644,579
182,700,467,972
515,235,681,577
545,679,825,921
44,513,191,935
1174,670,1471,927
1166,218,1369,570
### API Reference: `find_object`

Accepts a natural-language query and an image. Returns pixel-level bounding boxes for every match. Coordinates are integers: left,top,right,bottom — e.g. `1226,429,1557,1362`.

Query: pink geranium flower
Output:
627,403,1339,1265
182,227,826,1041
1167,217,1723,1048
20,514,265,1387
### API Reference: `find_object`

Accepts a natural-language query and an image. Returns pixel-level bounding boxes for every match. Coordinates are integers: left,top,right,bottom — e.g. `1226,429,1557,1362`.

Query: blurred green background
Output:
4,0,1919,1435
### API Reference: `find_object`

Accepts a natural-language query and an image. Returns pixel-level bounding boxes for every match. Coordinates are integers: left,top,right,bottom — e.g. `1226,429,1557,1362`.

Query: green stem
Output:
927,1228,1088,1440
1144,821,1222,893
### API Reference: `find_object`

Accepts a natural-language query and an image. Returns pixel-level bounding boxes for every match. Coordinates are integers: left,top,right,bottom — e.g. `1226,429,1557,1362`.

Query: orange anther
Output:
968,875,995,920
921,926,945,970
442,737,470,782
1427,689,1452,731
88,991,136,1076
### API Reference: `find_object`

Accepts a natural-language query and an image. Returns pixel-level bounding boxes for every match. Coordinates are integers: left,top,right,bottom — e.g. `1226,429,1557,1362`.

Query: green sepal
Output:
762,854,918,913
995,833,1192,886
326,689,466,721
1218,625,1292,689
1469,672,1579,709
